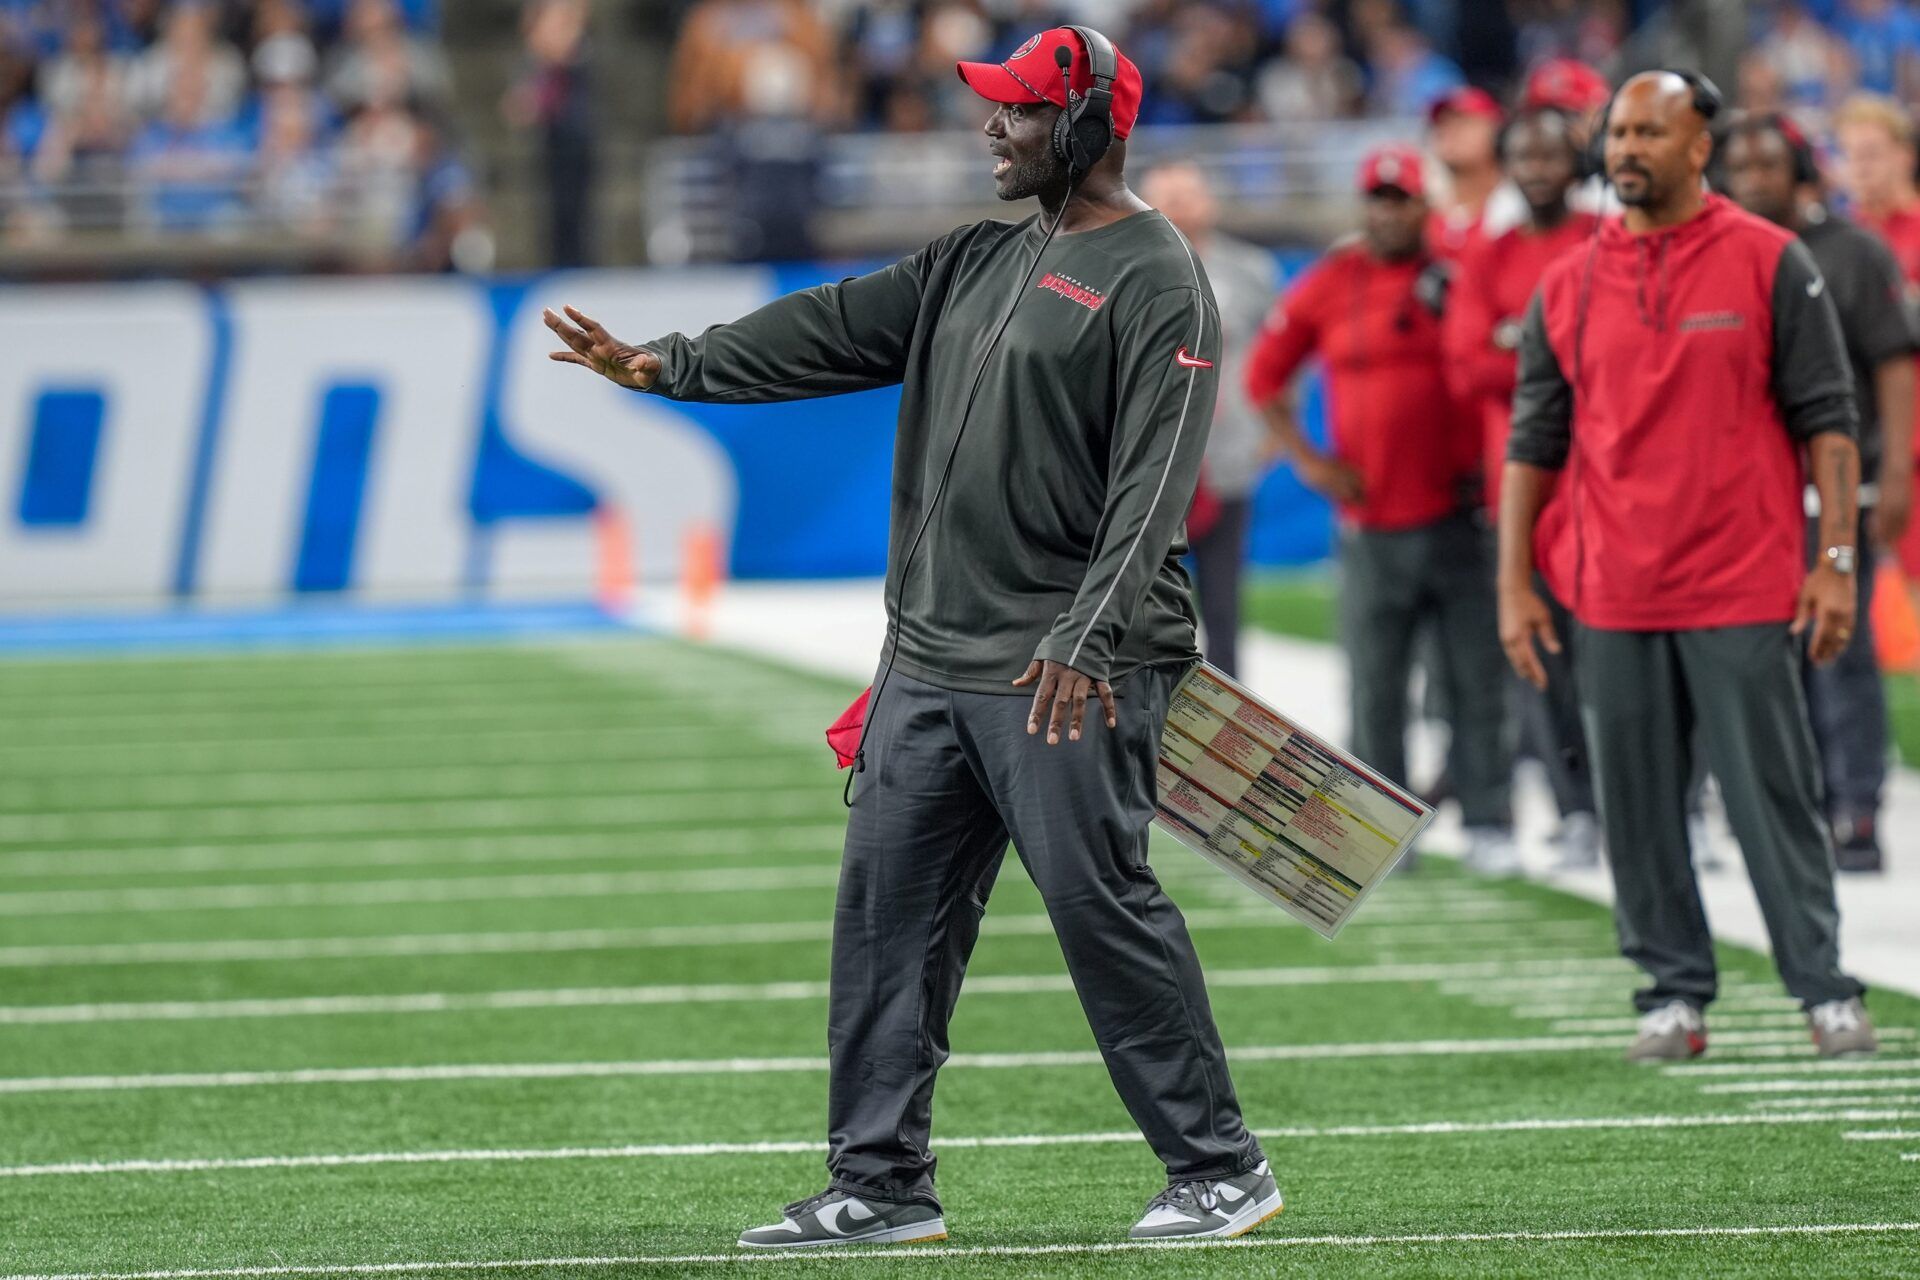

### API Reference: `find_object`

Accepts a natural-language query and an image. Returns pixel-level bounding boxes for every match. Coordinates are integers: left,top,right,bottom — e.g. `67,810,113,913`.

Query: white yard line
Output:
1662,1058,1920,1077
1551,1013,1810,1033
0,1032,1867,1094
8,1114,1920,1179
0,827,854,879
0,908,1581,968
0,789,838,847
0,870,1539,919
0,865,854,917
1508,999,1801,1019
0,760,830,812
0,959,1632,1025
1746,1096,1920,1110
1699,1077,1920,1095
7,1221,1920,1278
1842,1129,1920,1140
0,725,818,778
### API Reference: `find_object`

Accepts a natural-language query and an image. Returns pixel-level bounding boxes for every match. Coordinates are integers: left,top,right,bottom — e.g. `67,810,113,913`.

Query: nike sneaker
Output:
1809,997,1878,1059
1128,1160,1284,1240
737,1188,946,1249
1626,1000,1707,1063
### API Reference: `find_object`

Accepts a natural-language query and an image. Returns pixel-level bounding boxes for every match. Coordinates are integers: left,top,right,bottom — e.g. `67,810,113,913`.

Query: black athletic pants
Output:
826,662,1265,1209
1573,622,1865,1013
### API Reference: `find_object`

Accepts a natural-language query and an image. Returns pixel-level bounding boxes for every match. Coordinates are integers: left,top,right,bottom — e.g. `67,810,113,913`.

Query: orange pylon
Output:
683,522,724,640
593,505,635,616
1873,559,1920,673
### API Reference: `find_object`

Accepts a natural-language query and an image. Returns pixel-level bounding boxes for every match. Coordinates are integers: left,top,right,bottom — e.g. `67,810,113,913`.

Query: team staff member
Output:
1426,86,1508,260
1725,112,1916,874
1442,106,1601,869
1245,146,1514,872
1501,72,1877,1063
1836,93,1920,680
1141,161,1279,678
547,27,1281,1249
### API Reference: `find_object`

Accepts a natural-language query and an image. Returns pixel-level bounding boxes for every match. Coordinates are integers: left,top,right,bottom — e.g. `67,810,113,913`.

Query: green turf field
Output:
3,636,1917,1279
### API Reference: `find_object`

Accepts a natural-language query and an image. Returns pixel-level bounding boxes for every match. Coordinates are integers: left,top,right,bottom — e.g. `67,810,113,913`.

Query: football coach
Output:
544,26,1280,1250
1498,71,1877,1063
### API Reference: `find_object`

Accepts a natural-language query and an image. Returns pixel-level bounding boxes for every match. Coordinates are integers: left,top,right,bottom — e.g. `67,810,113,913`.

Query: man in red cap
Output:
1426,85,1505,260
546,25,1279,1250
1244,146,1514,872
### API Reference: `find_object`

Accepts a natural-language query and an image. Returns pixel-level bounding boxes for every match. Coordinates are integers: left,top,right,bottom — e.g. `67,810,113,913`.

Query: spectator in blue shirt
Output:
127,57,251,231
1834,0,1920,96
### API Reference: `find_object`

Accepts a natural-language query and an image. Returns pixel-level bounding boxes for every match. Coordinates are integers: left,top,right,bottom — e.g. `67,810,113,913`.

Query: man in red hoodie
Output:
1443,105,1601,869
1245,145,1512,871
1500,72,1877,1063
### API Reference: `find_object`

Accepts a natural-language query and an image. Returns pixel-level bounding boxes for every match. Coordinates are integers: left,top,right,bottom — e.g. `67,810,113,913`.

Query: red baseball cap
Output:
957,28,1144,140
1357,145,1426,198
1524,58,1611,114
1427,85,1503,126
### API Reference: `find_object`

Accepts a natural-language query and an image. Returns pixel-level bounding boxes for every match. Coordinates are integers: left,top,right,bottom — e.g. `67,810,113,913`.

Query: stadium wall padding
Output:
0,258,1331,608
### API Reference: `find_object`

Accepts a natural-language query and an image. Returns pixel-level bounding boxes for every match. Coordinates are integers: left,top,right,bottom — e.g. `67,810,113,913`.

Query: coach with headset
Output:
1500,71,1878,1063
545,26,1281,1250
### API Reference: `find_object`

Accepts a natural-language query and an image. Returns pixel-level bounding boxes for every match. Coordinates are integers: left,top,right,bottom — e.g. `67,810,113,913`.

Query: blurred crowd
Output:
661,0,1920,139
664,0,1637,135
0,0,488,271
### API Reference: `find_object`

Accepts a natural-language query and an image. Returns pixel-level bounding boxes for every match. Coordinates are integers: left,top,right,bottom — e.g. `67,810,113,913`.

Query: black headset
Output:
1771,111,1821,185
1051,25,1118,179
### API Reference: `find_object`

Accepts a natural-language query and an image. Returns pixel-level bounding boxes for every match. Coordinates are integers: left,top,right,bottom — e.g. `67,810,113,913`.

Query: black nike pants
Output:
1573,622,1865,1013
1337,513,1513,829
825,662,1265,1209
1801,515,1888,825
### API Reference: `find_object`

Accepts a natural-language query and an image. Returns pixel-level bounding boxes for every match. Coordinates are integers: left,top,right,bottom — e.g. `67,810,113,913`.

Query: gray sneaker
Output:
1626,1000,1707,1063
1129,1160,1284,1240
737,1188,946,1249
1552,811,1603,871
1809,997,1878,1059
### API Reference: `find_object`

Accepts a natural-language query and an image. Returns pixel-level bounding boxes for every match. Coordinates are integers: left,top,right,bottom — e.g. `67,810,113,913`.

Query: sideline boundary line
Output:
7,1222,1920,1278
8,1111,1920,1178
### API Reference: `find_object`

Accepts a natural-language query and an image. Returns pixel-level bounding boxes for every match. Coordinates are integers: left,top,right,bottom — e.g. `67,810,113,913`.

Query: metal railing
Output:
0,165,446,277
643,116,1421,262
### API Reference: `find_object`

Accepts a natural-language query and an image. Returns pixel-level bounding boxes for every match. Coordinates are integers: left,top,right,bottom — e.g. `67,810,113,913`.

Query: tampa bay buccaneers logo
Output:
1012,34,1042,59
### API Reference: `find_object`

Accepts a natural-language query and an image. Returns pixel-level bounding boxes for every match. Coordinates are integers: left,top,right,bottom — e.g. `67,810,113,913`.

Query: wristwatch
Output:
1824,544,1857,575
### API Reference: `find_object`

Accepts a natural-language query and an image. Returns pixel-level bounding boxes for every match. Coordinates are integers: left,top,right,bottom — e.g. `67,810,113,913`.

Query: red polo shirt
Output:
1243,243,1471,531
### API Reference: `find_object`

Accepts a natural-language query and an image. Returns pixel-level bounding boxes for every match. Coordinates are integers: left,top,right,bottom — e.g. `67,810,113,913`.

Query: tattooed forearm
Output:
1812,434,1860,552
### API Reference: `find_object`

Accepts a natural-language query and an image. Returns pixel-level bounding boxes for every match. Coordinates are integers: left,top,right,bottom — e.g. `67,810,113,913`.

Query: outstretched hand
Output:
1012,659,1117,745
544,305,660,390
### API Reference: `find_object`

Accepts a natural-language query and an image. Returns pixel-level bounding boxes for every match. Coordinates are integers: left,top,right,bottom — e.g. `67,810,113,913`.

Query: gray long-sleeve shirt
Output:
639,209,1221,693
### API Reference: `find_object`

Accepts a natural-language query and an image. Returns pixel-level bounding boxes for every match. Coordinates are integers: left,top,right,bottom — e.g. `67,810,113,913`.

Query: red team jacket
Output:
1507,196,1858,630
1243,244,1471,531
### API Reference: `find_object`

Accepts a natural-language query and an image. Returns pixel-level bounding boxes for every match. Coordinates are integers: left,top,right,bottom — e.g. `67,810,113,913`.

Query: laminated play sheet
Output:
1154,662,1434,939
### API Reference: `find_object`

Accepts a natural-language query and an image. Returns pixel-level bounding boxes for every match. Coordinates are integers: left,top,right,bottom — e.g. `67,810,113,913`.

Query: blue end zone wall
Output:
1,253,1337,610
